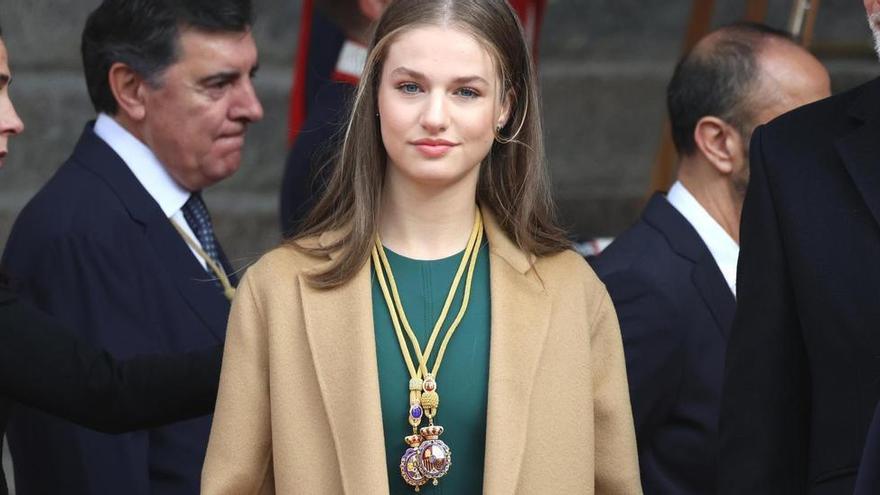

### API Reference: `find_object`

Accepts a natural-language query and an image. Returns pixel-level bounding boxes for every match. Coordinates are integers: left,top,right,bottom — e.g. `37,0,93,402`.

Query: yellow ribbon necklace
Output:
371,208,483,491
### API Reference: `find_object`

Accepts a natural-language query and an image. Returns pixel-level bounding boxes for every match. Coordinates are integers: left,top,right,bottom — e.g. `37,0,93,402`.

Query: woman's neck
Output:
379,177,479,260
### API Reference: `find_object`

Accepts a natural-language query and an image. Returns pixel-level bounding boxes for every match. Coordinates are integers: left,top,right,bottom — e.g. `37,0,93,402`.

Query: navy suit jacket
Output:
720,77,880,495
855,400,880,495
592,193,735,494
2,124,235,495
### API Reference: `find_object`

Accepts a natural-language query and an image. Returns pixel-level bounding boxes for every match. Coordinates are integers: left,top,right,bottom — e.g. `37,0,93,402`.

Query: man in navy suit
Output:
593,23,829,494
719,2,880,493
1,1,262,494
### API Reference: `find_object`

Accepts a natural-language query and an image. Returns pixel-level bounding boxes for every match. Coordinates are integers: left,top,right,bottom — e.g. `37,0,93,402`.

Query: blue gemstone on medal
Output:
410,404,423,419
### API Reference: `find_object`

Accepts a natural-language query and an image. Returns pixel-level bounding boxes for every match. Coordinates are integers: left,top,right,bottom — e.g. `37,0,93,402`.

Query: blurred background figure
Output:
280,0,546,235
593,22,830,495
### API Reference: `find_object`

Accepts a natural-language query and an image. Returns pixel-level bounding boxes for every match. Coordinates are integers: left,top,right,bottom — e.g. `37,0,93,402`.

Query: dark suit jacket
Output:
0,287,221,495
593,194,735,494
720,77,880,494
2,124,236,495
855,400,880,495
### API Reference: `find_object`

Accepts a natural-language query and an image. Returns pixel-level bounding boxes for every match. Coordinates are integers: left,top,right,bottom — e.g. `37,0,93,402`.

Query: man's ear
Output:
693,116,744,175
358,0,388,21
107,62,147,121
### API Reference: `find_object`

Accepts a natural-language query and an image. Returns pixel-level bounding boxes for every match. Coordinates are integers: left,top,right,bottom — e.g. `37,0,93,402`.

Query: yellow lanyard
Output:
170,220,236,302
371,209,483,383
372,209,483,422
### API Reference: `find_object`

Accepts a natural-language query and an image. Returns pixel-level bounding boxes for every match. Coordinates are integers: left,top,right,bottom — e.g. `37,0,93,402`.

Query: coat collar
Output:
303,206,550,494
837,77,880,232
643,193,736,337
69,123,233,342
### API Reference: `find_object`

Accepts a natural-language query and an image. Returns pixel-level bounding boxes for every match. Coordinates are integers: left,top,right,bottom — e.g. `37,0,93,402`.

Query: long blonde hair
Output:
293,0,570,288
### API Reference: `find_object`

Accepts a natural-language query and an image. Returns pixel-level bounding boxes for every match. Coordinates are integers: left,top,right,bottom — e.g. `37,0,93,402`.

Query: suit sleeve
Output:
202,269,275,494
590,289,643,494
0,296,220,433
600,270,685,441
719,125,810,493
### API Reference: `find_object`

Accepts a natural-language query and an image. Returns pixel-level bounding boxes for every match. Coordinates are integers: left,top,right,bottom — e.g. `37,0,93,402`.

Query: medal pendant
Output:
400,434,428,491
417,425,451,485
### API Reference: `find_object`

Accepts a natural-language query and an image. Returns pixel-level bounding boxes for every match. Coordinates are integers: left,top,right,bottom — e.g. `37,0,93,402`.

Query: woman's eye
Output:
456,87,479,98
399,83,421,94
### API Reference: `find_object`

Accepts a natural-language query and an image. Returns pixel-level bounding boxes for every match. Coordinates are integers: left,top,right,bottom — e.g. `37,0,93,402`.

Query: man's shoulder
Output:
27,162,123,214
594,198,689,279
8,154,137,250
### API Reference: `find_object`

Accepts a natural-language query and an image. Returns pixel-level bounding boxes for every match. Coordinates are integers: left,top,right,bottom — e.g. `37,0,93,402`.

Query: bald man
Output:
593,22,830,495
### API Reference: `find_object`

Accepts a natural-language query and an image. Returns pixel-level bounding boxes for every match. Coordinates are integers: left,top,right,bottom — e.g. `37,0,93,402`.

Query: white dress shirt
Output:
666,181,739,297
93,113,208,269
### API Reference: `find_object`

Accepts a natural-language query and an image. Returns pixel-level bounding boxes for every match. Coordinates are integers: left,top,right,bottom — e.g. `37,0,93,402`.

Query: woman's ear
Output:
693,116,744,175
107,62,147,121
497,89,514,130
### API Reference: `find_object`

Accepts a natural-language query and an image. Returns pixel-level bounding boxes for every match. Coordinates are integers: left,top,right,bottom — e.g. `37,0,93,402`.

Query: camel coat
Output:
201,211,641,494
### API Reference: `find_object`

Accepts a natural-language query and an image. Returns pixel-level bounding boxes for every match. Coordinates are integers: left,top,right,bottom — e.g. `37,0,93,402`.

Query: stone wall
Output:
0,0,877,270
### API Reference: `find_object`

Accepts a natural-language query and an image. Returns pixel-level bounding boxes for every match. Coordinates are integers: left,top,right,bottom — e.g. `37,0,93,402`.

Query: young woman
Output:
202,0,640,493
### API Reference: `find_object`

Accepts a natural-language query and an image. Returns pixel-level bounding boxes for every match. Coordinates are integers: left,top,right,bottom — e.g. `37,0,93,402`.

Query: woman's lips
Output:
412,139,457,158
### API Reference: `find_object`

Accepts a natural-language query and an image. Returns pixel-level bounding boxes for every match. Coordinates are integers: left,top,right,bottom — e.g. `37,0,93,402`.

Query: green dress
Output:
371,243,491,494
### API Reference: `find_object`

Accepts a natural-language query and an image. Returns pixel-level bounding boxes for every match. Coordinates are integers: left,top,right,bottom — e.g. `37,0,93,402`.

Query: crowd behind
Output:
0,0,879,494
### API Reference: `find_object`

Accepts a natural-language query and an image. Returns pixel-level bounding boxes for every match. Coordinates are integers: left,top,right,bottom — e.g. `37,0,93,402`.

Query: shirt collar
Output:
93,113,191,218
666,181,740,297
332,39,367,83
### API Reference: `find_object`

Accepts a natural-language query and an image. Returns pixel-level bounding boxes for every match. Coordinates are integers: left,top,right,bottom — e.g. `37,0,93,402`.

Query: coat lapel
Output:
837,80,880,232
143,220,232,342
643,194,736,337
72,124,230,342
481,209,552,494
691,256,736,338
299,234,389,493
